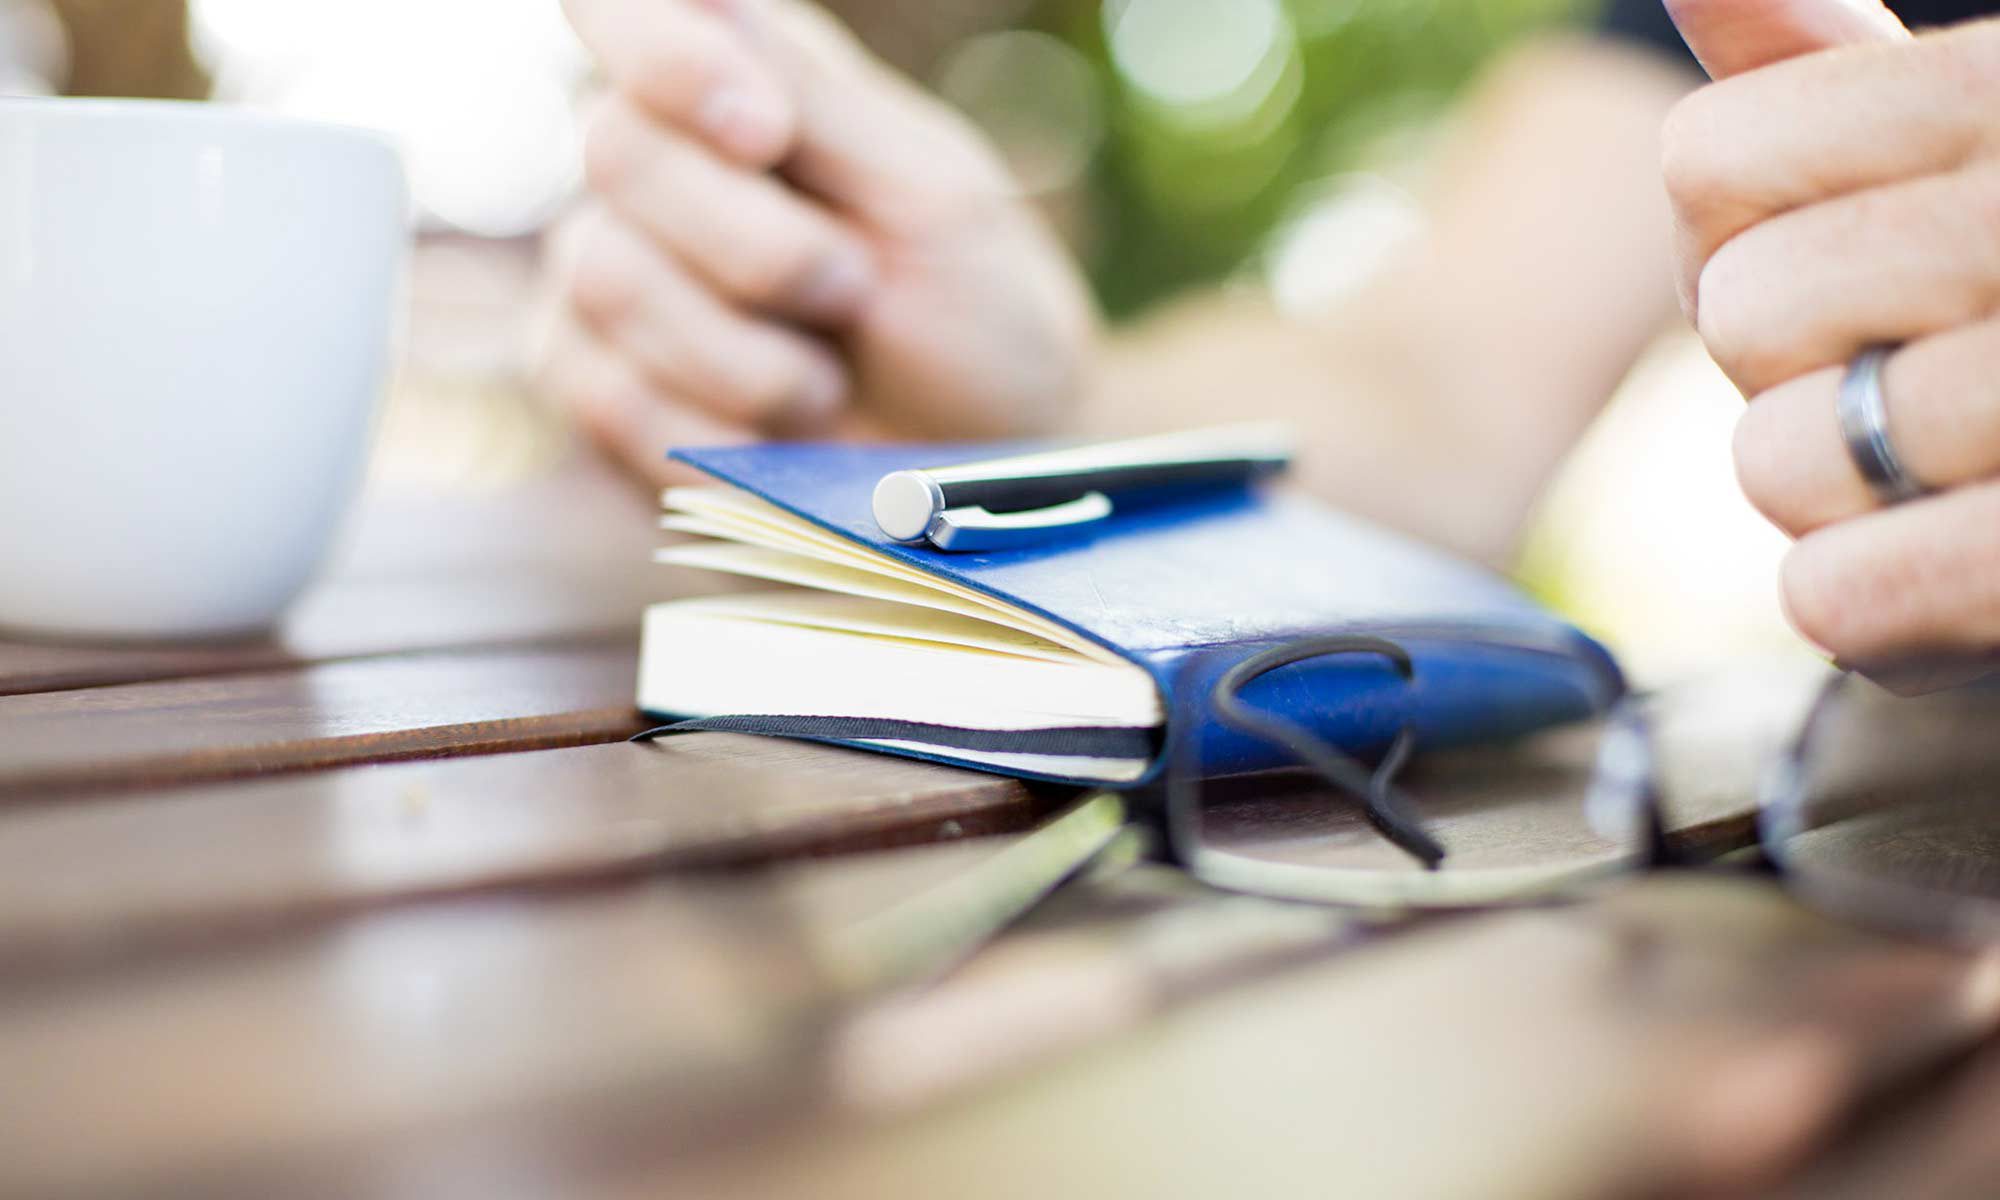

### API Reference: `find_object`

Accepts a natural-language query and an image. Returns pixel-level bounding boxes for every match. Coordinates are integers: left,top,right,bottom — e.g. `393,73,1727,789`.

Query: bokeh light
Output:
191,0,587,237
0,0,64,94
1105,0,1299,133
1264,173,1424,315
935,29,1104,197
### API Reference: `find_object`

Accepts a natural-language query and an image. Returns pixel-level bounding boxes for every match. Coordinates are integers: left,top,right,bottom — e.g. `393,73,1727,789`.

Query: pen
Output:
872,422,1295,551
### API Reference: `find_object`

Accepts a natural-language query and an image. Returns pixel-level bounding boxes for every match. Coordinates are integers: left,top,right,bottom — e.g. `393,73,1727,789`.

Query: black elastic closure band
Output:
1208,635,1446,870
631,714,1156,761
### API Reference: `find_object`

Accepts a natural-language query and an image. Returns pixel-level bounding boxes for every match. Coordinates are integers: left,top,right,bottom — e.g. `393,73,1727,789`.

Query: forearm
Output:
1081,36,1697,567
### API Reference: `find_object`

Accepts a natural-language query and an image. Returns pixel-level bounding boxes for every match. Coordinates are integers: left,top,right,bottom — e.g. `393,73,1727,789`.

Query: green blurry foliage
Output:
1026,0,1587,317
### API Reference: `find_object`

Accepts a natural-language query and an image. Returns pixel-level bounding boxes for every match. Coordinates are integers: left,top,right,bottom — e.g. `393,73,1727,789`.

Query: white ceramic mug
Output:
0,98,407,639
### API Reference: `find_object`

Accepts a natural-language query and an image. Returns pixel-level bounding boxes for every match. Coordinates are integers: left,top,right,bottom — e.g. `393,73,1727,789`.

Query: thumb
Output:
1664,0,1909,78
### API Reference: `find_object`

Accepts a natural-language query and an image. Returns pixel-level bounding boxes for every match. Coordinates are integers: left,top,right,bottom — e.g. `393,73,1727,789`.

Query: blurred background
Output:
0,0,1802,683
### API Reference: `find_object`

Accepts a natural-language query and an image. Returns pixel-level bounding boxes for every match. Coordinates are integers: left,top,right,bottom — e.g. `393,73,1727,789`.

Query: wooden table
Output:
7,457,1999,1200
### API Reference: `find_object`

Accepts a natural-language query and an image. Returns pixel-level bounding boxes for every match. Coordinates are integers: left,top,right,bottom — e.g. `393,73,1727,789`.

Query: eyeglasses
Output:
1129,634,2000,940
1760,663,2000,942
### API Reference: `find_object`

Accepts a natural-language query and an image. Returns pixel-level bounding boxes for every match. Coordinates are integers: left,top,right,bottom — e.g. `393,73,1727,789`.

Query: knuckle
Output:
1936,20,2000,105
717,337,840,424
1657,97,1704,208
1731,403,1794,527
1976,19,2000,77
1692,235,1796,395
1974,165,2000,291
542,357,605,428
538,340,615,427
566,222,646,323
1693,254,1755,391
542,209,591,277
568,385,620,439
629,30,717,117
631,31,688,89
1658,87,1728,216
572,400,631,463
724,237,827,306
726,352,807,418
1778,540,1858,657
1961,323,2000,445
572,368,647,442
581,101,650,200
1781,525,1940,663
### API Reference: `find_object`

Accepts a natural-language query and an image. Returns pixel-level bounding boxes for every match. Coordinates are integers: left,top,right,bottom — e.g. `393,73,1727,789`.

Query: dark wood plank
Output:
0,568,664,698
1746,1018,2000,1200
0,879,832,1199
0,567,660,697
819,857,1360,1112
26,872,1982,1200
0,733,1056,969
635,877,2000,1200
0,460,668,696
0,641,646,800
0,822,1119,1198
0,661,1821,972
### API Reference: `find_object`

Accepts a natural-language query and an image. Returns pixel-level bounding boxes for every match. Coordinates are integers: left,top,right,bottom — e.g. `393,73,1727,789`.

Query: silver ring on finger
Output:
1837,344,1931,506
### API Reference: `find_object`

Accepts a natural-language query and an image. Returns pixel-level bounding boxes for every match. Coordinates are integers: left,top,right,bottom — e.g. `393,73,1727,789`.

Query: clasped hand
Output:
541,0,1096,484
1666,4,2000,666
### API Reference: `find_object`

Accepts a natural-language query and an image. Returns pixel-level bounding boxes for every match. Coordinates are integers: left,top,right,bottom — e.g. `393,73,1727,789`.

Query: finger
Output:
582,96,877,325
1736,317,2000,534
1693,161,2000,396
536,312,754,486
1663,0,1906,79
564,207,850,433
1664,20,1998,313
563,0,795,166
744,0,1018,229
1779,479,2000,664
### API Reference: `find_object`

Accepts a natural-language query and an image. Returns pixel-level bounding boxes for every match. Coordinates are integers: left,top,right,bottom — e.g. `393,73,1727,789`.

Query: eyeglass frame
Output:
1131,633,1999,936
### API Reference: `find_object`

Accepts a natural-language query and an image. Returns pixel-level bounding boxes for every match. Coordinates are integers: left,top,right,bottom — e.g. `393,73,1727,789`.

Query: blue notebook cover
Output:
663,441,1624,786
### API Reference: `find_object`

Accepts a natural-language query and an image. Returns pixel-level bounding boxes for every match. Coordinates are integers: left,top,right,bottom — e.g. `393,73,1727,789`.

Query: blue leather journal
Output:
638,441,1624,788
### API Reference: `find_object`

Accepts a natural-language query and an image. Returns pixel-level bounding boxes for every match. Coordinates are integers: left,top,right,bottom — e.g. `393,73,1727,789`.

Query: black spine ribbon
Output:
631,714,1157,762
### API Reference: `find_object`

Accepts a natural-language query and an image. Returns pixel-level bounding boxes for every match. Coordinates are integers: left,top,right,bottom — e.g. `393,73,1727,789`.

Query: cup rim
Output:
0,95,399,158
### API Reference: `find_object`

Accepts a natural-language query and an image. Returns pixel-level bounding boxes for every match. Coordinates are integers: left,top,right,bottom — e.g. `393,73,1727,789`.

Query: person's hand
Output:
1663,2,2000,665
543,0,1097,484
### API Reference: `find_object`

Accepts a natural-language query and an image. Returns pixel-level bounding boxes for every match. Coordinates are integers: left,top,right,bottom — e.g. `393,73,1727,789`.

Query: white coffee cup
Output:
0,98,408,639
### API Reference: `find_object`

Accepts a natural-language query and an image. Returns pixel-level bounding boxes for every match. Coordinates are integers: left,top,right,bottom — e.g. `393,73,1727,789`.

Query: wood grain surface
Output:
0,662,1823,970
0,829,1115,1198
1754,1034,2000,1200
0,878,831,1198
0,437,1984,1200
0,567,655,697
629,877,2000,1200
0,734,1051,968
0,641,648,800
17,870,1980,1200
0,462,666,696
